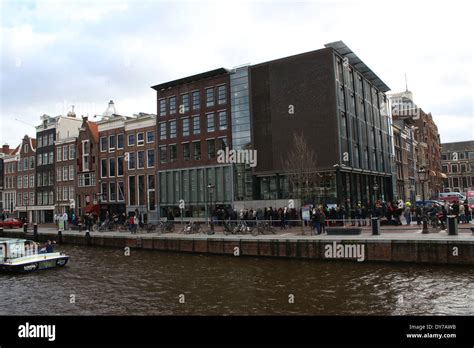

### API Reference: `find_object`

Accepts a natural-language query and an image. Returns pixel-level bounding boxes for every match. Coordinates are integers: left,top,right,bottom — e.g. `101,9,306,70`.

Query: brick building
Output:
55,137,77,215
441,140,474,193
16,135,36,222
0,144,20,217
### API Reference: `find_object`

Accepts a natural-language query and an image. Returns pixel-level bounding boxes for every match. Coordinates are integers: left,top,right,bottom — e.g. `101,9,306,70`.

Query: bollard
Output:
0,227,3,237
78,223,82,232
33,227,38,242
57,230,63,244
85,231,92,246
447,215,458,236
23,223,28,233
371,217,380,235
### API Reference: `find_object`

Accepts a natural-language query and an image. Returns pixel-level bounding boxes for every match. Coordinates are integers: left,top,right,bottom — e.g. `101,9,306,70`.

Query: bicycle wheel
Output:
92,224,99,232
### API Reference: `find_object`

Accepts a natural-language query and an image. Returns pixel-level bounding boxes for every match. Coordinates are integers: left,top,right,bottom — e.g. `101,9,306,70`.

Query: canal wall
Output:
2,229,473,265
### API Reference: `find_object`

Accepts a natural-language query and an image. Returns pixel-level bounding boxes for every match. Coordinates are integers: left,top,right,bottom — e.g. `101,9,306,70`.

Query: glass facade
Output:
230,66,254,201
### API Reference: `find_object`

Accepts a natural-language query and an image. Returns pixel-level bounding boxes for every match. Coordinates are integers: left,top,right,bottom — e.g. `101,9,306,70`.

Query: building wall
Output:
441,141,474,193
55,138,77,215
35,127,55,222
16,136,36,222
2,155,18,216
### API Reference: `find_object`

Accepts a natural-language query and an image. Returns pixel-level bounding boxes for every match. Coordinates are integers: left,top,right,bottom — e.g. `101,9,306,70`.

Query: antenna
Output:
15,118,35,128
405,73,408,92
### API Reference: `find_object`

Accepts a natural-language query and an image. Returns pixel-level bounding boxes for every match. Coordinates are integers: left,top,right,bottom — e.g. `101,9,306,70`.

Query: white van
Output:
439,192,466,201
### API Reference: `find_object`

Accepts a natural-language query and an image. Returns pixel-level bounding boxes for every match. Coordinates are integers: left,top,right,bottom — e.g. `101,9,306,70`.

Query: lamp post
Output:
418,166,429,234
207,184,215,228
373,182,379,206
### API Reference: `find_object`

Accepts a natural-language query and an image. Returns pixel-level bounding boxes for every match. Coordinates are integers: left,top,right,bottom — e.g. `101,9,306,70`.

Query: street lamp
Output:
207,184,215,227
417,166,429,234
373,182,379,205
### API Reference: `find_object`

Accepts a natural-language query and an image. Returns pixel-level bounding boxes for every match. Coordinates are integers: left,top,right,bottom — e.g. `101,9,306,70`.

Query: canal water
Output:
1,245,473,315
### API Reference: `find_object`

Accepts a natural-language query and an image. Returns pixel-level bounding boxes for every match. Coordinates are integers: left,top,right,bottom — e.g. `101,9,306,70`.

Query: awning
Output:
83,204,99,215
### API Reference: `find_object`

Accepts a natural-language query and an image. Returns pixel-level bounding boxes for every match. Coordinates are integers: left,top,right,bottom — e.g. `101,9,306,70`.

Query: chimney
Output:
2,144,9,153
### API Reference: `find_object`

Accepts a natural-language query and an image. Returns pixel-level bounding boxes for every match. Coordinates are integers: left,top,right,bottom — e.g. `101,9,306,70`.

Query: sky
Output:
1,0,473,147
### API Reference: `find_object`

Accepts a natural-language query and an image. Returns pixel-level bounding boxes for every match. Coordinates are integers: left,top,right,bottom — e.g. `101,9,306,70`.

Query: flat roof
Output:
325,41,390,93
151,68,229,91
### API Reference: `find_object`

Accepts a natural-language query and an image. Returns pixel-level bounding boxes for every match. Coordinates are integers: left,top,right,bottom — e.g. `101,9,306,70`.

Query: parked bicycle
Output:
92,219,115,232
157,221,175,234
253,221,276,236
181,221,201,234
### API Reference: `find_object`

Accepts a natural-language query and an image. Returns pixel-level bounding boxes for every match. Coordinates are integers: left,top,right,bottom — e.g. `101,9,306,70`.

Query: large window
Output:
128,152,136,170
183,118,190,137
57,147,62,162
69,165,74,180
192,91,200,110
49,152,54,165
206,87,214,107
129,176,136,205
148,175,156,211
138,175,145,206
451,164,458,173
146,131,155,143
207,113,215,132
159,99,166,116
183,143,190,161
170,120,177,138
62,146,68,161
109,182,116,202
117,133,124,149
193,141,201,160
137,133,144,146
159,146,167,164
109,135,116,151
137,151,145,169
169,96,176,115
63,166,68,181
193,116,200,134
101,159,107,178
181,94,189,113
170,145,177,162
218,111,227,130
147,149,155,168
118,156,124,176
160,122,167,140
118,182,125,201
207,139,215,159
100,137,107,152
109,158,116,177
128,134,135,146
218,85,226,104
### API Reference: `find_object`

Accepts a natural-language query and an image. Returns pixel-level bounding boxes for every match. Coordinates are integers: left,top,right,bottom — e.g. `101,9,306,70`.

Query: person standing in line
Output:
62,211,68,230
133,213,139,234
459,203,466,224
404,202,412,226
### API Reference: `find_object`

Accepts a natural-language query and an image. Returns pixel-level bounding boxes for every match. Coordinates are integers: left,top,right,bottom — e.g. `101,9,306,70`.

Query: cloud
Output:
0,0,473,148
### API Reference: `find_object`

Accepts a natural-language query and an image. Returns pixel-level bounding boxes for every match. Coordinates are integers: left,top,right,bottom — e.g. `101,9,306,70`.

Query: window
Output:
101,183,108,202
442,165,448,173
181,93,189,113
69,144,75,159
160,122,167,140
128,176,136,205
63,166,68,181
206,87,214,107
147,149,155,168
82,141,90,171
57,147,62,161
38,154,42,166
118,182,125,201
49,152,54,165
169,120,177,138
218,137,228,150
441,154,447,160
193,116,200,134
183,118,190,137
29,175,34,188
159,146,167,163
192,91,200,110
48,134,54,146
23,158,28,170
69,165,74,180
101,159,107,178
109,182,116,202
137,151,145,169
207,113,215,132
468,152,474,160
18,193,22,206
146,131,155,143
148,175,156,211
57,168,61,182
118,157,124,176
63,187,68,201
207,139,215,159
451,164,458,173
62,146,67,161
18,176,22,189
117,133,124,149
43,153,48,165
169,96,176,114
170,145,177,162
159,99,166,116
137,133,144,146
109,158,116,177
193,141,201,160
218,85,226,104
461,164,467,172
43,173,47,187
183,143,190,161
69,186,74,202
24,175,28,188
109,135,116,151
128,152,136,170
137,175,145,206
218,111,227,130
100,137,107,152
128,134,135,146
38,137,43,148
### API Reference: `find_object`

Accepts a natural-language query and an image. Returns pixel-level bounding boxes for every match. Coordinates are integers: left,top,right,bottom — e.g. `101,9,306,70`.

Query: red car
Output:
0,218,23,229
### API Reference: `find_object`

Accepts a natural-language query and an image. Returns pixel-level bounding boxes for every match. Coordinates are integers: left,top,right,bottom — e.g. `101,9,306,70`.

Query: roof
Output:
87,121,99,143
441,140,474,152
151,68,229,91
324,41,390,93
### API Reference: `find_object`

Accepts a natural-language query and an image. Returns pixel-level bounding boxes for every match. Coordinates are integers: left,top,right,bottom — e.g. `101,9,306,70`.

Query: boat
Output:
0,238,70,273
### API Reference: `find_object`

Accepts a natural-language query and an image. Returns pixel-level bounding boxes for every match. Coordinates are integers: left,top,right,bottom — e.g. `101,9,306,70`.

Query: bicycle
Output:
92,220,115,232
181,221,201,234
252,221,276,236
157,221,175,234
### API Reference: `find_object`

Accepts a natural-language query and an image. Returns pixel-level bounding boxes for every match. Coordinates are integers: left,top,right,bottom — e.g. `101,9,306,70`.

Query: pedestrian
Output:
133,213,139,233
62,211,68,230
459,204,466,224
404,202,412,225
